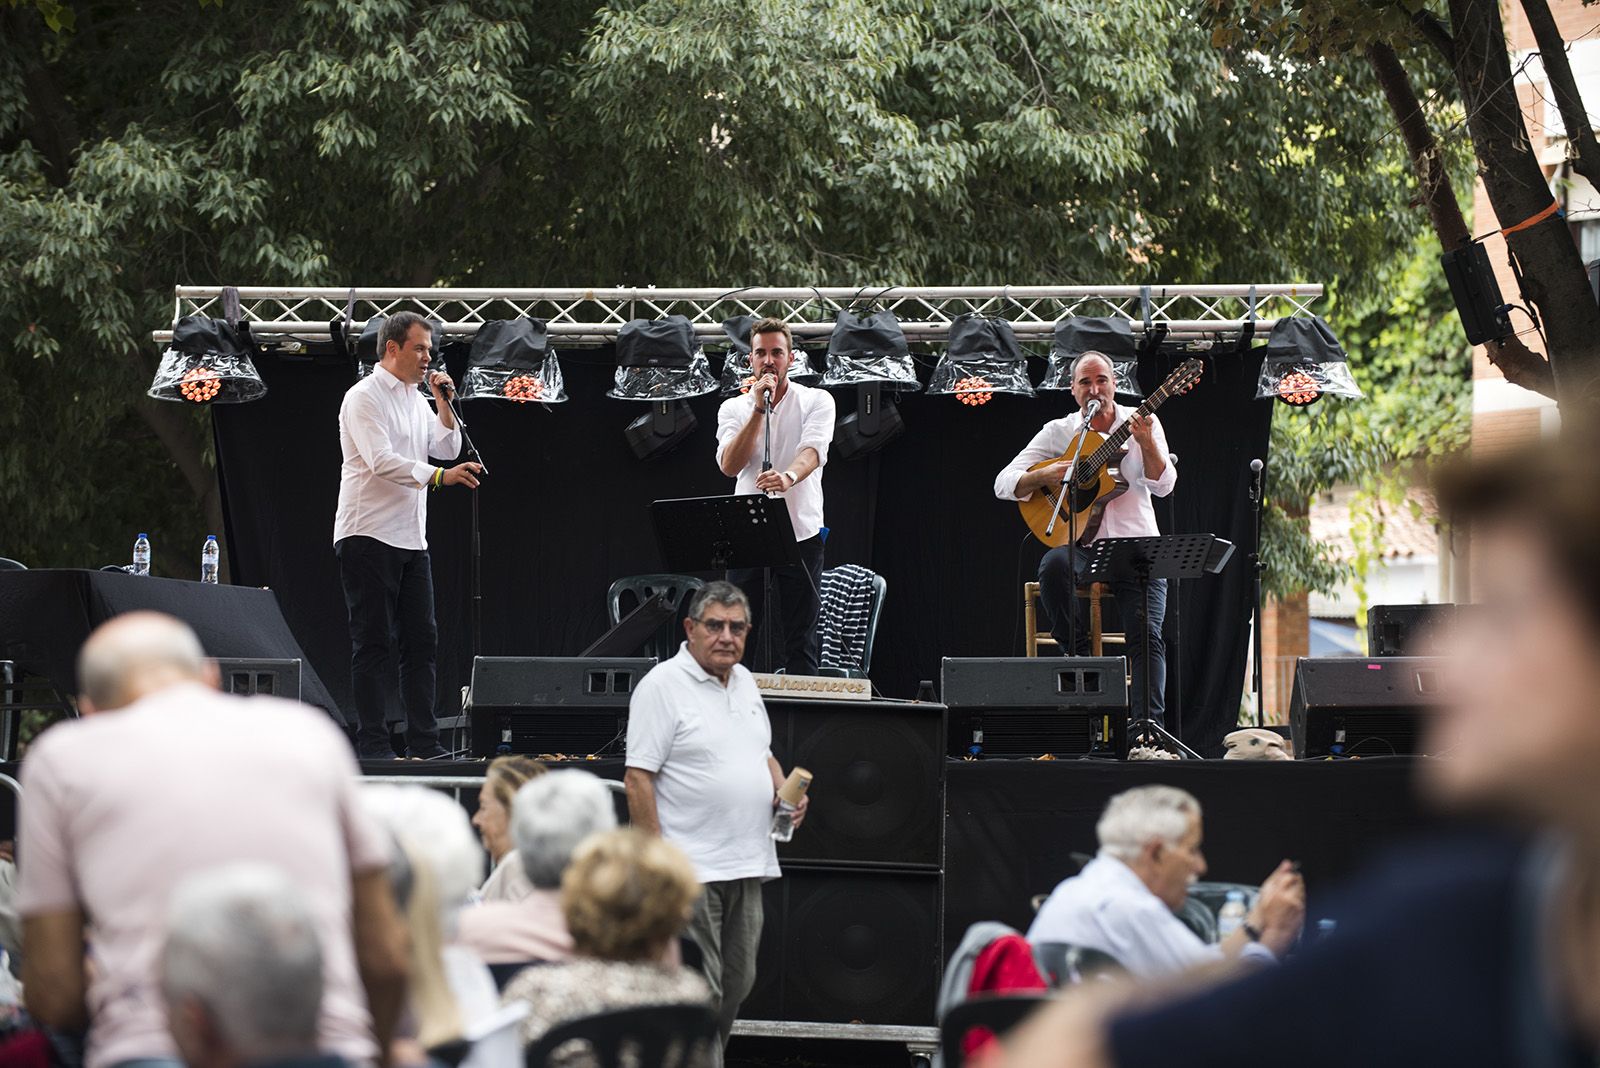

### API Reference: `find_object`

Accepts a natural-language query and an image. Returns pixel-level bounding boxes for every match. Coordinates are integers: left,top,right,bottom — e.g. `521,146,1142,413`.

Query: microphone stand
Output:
760,387,776,674
442,389,487,663
1044,401,1098,659
1249,460,1265,728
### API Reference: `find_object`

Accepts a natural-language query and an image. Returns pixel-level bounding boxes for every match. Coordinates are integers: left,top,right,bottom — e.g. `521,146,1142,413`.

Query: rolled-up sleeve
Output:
1142,416,1177,498
714,395,751,471
994,419,1069,502
798,390,836,465
428,401,462,463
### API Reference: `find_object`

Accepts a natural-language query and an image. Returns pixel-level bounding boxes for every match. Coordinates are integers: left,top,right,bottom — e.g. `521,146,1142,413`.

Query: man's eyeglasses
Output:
694,618,750,636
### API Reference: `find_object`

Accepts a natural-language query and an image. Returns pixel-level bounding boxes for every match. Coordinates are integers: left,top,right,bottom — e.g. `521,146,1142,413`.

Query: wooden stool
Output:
1024,581,1126,657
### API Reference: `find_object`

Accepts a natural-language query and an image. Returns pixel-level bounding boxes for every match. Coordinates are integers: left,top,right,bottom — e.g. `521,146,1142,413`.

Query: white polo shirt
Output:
715,380,836,542
625,644,781,884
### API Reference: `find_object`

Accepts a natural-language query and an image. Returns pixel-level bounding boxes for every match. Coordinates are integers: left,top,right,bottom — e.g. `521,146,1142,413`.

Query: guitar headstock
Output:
1167,358,1204,397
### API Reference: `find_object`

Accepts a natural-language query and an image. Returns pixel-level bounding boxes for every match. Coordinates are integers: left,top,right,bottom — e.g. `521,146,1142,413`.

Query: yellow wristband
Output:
433,467,443,488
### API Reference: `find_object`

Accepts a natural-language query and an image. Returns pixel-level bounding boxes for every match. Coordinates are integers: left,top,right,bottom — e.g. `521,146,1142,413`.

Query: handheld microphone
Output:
762,386,773,408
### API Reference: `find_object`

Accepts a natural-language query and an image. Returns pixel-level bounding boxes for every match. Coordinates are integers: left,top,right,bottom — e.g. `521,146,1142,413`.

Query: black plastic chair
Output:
678,935,704,975
524,1003,718,1068
488,958,553,992
606,574,706,662
0,558,25,570
940,994,1050,1068
1032,942,1126,987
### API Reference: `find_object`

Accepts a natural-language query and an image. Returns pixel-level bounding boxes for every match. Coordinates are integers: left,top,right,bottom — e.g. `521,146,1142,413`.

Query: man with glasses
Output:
716,316,836,674
624,581,810,1061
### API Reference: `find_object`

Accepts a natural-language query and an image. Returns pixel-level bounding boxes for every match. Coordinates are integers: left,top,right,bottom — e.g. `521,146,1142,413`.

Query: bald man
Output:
18,613,407,1068
995,352,1176,725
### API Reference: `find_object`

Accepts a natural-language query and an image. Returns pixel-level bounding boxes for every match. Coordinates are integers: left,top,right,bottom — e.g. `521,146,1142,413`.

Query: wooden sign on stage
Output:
753,673,872,702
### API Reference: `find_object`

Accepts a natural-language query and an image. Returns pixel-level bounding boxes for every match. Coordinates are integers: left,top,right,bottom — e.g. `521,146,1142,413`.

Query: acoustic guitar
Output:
1017,358,1204,547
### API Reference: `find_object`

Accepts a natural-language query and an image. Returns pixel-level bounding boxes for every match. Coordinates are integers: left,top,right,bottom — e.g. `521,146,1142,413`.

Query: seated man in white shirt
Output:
1027,785,1304,979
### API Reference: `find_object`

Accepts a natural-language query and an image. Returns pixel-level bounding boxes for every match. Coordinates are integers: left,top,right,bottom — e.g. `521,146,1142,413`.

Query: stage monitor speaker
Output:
766,697,945,869
1441,241,1512,345
468,656,655,757
941,657,1128,759
742,865,942,1027
211,658,301,701
1367,603,1456,658
1288,657,1448,758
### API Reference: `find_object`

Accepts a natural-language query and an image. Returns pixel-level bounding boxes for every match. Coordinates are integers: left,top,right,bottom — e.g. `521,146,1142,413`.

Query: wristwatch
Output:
783,470,799,487
1242,921,1263,943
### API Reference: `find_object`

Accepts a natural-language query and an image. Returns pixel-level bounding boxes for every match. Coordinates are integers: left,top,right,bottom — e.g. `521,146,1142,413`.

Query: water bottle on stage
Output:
200,535,219,584
132,533,151,576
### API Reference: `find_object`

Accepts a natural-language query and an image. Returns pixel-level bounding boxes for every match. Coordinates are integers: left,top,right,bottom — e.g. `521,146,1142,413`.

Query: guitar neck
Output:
1081,378,1182,472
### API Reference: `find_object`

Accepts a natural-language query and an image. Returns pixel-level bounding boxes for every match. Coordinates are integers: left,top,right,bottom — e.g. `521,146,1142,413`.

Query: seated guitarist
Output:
993,351,1176,725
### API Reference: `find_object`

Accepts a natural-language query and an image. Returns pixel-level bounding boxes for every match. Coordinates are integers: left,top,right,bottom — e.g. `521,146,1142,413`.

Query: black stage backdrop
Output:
214,342,1269,753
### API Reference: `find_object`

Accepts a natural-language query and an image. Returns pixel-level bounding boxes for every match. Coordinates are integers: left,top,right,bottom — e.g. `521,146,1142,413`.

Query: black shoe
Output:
410,746,452,761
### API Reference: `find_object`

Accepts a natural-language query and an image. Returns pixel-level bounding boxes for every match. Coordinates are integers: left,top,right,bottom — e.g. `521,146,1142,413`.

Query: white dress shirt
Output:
1026,853,1273,978
625,644,781,884
715,380,836,542
993,404,1176,542
333,365,462,550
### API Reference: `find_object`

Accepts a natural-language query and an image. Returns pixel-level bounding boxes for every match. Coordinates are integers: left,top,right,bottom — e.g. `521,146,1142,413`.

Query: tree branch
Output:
1367,42,1472,247
1484,334,1558,395
1412,11,1456,64
3,8,81,185
1518,0,1600,188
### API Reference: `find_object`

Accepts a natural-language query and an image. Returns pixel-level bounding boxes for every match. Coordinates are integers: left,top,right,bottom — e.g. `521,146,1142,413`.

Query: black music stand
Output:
1084,534,1235,759
650,494,801,672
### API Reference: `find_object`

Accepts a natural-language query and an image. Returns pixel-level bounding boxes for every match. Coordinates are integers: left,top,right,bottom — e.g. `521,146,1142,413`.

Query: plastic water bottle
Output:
770,767,813,842
1217,889,1248,939
200,535,220,584
132,533,151,576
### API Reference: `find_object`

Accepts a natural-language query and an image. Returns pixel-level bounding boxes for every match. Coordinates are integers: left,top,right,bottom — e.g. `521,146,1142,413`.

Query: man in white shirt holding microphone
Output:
715,317,836,675
334,311,481,760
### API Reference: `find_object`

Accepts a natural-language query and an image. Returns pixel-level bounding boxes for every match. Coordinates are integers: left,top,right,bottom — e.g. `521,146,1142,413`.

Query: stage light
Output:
927,314,1033,404
148,315,267,405
624,402,699,460
606,315,719,402
1254,316,1363,407
831,397,906,459
717,314,821,396
819,309,921,393
354,314,447,394
1039,316,1143,400
460,319,567,404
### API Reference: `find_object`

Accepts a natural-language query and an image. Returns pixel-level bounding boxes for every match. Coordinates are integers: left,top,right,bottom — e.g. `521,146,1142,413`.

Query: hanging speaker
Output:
1440,241,1512,345
766,698,945,869
742,866,942,1026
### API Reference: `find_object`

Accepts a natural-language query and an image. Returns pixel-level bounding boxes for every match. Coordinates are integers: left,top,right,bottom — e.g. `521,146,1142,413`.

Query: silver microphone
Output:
762,386,773,409
1250,458,1264,474
1083,398,1102,421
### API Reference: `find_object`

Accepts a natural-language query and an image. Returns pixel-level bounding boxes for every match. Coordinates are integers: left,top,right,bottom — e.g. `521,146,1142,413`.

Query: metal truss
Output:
157,284,1322,346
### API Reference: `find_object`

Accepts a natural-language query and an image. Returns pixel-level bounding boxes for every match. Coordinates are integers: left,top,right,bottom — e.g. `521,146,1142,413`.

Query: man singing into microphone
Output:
715,317,836,675
994,351,1176,725
334,311,482,760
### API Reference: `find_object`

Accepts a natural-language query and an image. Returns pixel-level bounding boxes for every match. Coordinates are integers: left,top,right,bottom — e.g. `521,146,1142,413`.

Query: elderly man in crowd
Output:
456,769,617,965
1028,785,1305,978
160,863,335,1068
18,612,408,1068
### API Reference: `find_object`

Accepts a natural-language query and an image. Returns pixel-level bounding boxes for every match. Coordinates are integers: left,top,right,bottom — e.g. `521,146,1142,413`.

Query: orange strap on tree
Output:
1501,200,1563,236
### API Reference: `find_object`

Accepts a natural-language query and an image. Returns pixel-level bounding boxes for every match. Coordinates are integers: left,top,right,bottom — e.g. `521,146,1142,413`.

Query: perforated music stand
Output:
1084,534,1234,759
650,495,801,671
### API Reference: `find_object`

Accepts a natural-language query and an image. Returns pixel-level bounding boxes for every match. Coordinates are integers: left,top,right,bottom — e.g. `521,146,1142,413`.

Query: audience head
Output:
473,755,547,862
160,863,323,1068
511,769,618,889
562,828,699,963
1431,427,1600,830
361,784,484,916
76,611,217,713
1096,785,1205,910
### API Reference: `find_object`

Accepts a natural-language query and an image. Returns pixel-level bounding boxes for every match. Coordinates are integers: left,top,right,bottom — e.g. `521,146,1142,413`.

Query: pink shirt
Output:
454,889,572,965
18,684,390,1068
993,404,1177,542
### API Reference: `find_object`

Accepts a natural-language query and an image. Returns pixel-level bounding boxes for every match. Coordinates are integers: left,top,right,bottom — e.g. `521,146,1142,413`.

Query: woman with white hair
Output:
362,785,520,1068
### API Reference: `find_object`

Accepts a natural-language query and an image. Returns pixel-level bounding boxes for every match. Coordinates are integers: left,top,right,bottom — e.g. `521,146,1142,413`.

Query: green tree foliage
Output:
1,0,1434,576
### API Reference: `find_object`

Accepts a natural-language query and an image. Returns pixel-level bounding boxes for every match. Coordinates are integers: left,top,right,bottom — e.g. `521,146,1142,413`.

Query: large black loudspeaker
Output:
941,657,1128,758
767,697,945,869
211,657,301,700
748,696,947,1026
742,866,942,1026
468,656,655,757
1367,603,1455,657
1288,657,1449,758
1441,241,1512,345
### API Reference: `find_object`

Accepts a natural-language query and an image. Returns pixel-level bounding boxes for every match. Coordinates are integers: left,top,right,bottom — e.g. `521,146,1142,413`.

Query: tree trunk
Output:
1448,0,1600,406
1520,0,1600,189
1367,40,1557,396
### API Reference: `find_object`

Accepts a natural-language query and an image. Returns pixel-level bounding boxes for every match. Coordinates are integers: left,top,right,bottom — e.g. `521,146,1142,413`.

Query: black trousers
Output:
1038,543,1168,726
731,534,825,676
335,535,441,758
